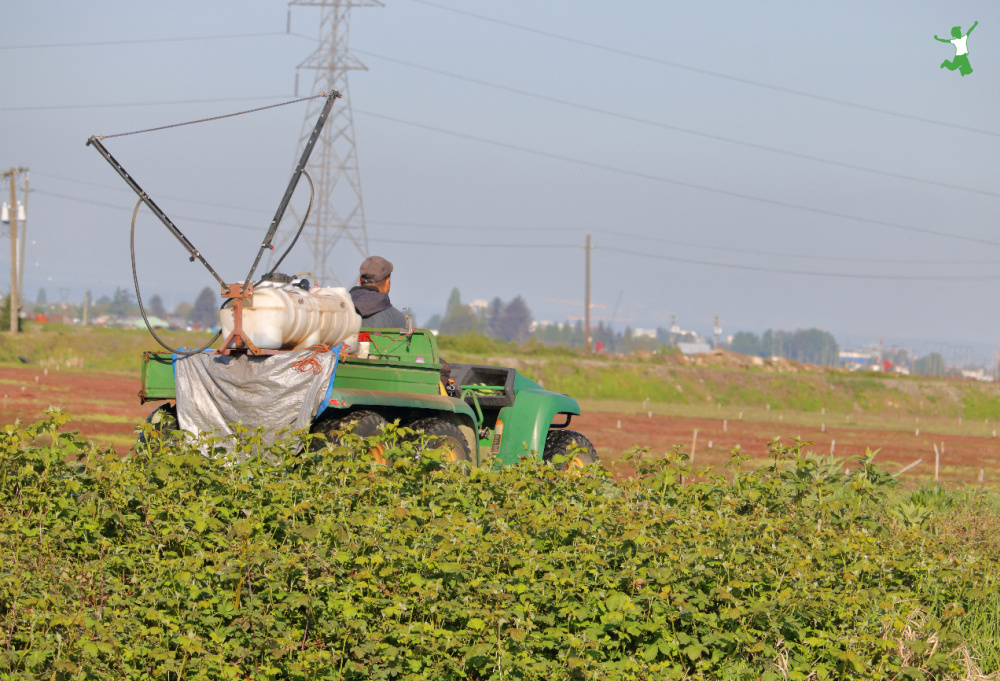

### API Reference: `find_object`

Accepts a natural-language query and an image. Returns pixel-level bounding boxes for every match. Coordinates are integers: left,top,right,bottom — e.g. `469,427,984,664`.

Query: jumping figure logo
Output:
935,21,978,76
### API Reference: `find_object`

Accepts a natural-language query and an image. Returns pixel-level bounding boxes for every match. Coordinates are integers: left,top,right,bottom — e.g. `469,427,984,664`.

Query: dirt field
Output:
2,365,997,488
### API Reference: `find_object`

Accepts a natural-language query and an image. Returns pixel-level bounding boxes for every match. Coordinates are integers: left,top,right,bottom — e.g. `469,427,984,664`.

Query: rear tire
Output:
406,417,472,463
311,410,388,462
543,429,598,470
138,403,178,444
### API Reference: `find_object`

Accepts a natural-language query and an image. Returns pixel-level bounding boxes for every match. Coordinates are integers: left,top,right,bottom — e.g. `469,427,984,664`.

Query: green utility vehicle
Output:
140,328,598,468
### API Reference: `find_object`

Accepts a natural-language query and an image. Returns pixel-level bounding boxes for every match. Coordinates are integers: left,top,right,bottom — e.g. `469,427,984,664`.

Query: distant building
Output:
678,341,713,355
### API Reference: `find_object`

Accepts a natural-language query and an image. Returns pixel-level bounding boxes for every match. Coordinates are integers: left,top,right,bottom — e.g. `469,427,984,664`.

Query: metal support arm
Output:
85,135,226,287
241,89,341,290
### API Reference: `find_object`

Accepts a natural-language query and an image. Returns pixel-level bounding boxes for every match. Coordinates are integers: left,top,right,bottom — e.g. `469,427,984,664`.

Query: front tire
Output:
543,429,598,470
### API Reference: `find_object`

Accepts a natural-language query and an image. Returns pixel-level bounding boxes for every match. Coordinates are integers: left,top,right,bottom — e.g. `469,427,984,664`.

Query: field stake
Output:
980,468,985,484
916,428,920,436
738,411,743,420
830,439,835,454
616,419,621,429
691,429,698,463
893,459,923,477
723,419,727,432
933,443,940,481
821,423,826,433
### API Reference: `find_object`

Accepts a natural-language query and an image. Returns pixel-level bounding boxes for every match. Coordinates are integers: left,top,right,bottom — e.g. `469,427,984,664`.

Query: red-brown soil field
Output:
2,365,998,488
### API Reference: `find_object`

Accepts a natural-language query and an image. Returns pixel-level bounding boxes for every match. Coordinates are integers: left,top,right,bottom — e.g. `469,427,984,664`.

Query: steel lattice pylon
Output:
286,0,381,286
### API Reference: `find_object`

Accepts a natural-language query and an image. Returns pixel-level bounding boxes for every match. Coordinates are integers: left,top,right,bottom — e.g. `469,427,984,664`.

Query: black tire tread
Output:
310,409,386,450
543,429,598,469
407,417,472,462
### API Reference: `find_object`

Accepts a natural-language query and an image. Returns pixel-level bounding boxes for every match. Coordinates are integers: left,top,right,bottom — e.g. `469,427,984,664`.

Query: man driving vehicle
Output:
349,255,407,328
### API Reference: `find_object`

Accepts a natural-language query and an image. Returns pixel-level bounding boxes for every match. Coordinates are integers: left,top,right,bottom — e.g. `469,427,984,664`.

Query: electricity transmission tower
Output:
287,0,381,285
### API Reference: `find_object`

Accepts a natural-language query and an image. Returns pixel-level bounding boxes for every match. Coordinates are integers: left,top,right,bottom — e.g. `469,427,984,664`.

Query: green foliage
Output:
914,352,947,377
962,388,1000,421
760,328,839,366
0,324,216,372
189,286,219,330
1,413,997,679
730,331,763,357
439,288,479,336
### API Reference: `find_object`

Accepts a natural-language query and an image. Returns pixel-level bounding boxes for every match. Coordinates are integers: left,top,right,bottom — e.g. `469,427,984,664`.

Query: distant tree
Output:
147,294,167,319
592,322,616,352
189,287,219,329
492,296,532,342
173,301,193,320
787,329,839,366
95,295,111,306
914,352,946,376
486,297,505,338
36,288,47,306
424,313,442,330
731,331,763,357
107,287,135,318
439,288,478,336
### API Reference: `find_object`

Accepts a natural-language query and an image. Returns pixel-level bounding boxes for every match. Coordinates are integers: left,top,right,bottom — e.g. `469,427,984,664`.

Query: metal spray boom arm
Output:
241,89,341,291
85,135,227,288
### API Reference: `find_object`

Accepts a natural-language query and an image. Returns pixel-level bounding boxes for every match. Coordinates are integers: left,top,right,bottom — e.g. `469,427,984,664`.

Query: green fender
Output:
495,388,581,466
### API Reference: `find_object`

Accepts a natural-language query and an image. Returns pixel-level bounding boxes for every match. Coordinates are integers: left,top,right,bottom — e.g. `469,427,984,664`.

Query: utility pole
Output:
83,290,90,326
18,172,28,303
4,167,27,334
713,315,721,350
584,231,592,352
284,0,381,285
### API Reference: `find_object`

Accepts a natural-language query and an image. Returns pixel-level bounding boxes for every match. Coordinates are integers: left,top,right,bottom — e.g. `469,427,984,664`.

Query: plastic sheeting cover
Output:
174,350,338,451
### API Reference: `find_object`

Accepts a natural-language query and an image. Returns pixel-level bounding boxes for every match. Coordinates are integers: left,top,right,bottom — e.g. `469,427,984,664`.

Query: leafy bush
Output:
0,412,996,679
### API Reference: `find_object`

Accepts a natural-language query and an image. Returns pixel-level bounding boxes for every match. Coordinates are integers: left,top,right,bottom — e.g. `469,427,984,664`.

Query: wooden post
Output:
18,172,27,303
933,443,940,481
690,429,698,464
8,169,19,334
584,232,592,352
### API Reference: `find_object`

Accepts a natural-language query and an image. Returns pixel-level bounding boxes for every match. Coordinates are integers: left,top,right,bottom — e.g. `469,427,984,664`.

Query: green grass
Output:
5,326,1000,426
0,323,216,373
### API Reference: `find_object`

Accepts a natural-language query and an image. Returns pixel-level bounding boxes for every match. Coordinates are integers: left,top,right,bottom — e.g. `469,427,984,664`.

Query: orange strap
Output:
292,344,330,374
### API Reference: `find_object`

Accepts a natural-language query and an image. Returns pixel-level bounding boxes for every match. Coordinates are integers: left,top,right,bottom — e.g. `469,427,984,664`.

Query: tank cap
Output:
261,272,292,284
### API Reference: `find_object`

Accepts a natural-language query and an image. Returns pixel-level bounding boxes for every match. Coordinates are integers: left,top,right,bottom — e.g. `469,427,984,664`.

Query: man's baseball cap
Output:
360,255,393,283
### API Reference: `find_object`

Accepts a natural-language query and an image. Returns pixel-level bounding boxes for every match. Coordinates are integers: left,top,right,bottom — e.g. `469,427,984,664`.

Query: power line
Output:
0,95,292,113
35,189,999,280
36,187,1000,267
32,172,272,214
0,32,287,50
599,245,1000,282
354,107,1000,248
356,49,1000,200
407,0,1000,139
589,228,1000,266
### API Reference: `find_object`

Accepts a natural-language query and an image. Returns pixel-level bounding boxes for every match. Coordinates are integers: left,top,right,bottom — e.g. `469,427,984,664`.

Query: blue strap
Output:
314,346,341,419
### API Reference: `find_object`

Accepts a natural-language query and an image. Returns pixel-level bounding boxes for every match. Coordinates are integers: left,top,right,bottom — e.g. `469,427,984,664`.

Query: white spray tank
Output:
219,275,361,352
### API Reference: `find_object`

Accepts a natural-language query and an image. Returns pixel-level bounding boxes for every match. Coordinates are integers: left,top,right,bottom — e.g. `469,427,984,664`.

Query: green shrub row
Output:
0,411,996,679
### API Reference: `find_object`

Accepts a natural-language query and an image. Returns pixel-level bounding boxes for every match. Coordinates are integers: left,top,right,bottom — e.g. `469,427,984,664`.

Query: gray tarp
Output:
174,350,338,450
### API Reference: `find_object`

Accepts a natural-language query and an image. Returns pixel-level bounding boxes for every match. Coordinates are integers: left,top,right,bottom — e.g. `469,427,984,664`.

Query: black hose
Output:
131,199,221,355
264,170,314,279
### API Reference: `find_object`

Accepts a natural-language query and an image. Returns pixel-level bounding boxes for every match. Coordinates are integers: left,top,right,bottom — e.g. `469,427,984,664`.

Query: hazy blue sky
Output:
2,1,998,359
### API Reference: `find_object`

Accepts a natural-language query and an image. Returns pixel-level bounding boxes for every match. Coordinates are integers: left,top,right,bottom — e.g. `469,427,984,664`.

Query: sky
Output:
2,1,999,361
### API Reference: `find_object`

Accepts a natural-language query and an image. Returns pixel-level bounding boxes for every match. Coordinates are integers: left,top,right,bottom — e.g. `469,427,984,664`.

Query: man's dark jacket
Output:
349,285,407,328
